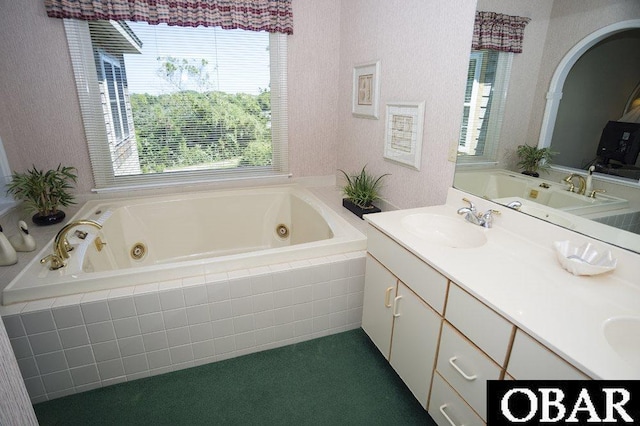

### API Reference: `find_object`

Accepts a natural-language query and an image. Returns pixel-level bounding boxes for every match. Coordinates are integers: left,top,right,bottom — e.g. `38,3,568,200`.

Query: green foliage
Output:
7,165,77,216
242,141,272,166
339,166,389,208
516,144,556,174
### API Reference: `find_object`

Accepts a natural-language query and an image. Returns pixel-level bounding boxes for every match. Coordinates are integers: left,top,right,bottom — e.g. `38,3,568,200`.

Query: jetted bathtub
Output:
3,184,366,305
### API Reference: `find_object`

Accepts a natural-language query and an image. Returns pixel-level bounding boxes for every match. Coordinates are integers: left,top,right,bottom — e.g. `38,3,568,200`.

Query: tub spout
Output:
41,220,102,270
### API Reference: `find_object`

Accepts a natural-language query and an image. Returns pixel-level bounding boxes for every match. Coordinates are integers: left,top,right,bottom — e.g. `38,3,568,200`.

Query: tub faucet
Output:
563,173,586,195
41,220,102,270
457,198,500,228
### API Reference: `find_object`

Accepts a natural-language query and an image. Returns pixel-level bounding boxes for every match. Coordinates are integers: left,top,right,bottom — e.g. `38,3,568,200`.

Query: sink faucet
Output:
457,198,500,228
562,173,586,195
41,220,102,270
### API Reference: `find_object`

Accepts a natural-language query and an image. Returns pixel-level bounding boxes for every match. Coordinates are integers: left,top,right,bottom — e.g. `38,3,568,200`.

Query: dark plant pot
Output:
342,198,381,220
521,171,539,178
32,210,66,226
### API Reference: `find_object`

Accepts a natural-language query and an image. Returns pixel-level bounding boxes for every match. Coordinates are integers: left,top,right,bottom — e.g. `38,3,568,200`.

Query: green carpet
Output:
34,328,435,425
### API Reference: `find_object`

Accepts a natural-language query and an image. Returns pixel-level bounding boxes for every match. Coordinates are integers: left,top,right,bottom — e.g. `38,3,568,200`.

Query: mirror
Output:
454,1,640,254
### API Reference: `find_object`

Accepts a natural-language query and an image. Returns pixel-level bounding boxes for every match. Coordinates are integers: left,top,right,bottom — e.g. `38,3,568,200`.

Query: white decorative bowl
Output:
553,240,617,276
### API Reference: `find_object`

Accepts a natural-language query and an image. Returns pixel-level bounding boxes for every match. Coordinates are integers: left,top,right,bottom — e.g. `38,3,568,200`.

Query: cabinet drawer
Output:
436,322,501,420
507,330,589,380
367,225,447,314
446,284,513,365
429,372,485,426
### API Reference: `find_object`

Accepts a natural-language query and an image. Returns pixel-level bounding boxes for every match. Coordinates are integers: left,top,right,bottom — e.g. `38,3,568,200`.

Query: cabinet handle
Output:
439,404,459,426
448,356,477,381
384,287,393,308
392,295,402,317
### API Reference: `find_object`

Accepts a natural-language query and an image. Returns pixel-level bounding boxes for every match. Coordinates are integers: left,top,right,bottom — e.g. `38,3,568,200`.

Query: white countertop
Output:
365,187,640,379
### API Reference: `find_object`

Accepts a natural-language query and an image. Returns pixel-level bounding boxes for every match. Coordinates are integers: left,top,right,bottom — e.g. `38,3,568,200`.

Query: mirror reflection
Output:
453,1,640,254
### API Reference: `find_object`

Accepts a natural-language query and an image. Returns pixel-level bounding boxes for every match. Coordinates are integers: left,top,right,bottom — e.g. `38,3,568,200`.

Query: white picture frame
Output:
352,61,380,119
383,101,425,170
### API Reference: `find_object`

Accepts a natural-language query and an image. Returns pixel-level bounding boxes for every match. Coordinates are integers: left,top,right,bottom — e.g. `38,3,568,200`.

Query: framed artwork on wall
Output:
383,101,425,170
352,61,380,119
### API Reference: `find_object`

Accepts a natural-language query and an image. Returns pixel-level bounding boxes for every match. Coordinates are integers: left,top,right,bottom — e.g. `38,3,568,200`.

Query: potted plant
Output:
339,166,389,219
516,144,555,177
7,164,78,226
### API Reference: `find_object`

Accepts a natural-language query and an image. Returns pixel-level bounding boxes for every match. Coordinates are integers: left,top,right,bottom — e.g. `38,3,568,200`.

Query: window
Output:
64,19,288,190
457,50,512,164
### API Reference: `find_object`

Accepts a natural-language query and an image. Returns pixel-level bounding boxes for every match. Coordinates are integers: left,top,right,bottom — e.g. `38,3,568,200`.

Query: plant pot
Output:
32,210,66,226
342,198,381,220
521,171,540,178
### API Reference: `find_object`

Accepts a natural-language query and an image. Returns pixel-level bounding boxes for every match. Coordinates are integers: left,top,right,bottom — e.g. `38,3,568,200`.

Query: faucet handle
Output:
40,254,65,271
461,197,476,210
588,189,605,199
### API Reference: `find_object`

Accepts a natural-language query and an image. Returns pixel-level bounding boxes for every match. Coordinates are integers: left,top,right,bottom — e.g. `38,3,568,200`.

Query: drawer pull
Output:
392,295,402,317
448,356,477,381
439,404,459,426
384,286,393,308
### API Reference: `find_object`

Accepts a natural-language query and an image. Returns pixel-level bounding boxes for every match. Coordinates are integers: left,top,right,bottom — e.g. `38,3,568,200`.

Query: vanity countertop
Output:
365,187,640,379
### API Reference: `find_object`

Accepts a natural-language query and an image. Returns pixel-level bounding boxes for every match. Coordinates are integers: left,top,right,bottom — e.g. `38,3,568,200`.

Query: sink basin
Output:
603,317,640,368
401,213,487,248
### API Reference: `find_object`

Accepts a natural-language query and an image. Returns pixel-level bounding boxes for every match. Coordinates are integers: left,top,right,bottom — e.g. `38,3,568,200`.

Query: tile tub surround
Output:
1,252,366,403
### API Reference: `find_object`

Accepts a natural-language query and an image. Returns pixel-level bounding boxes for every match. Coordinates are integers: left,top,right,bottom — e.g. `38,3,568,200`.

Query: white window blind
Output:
64,19,289,190
457,50,512,164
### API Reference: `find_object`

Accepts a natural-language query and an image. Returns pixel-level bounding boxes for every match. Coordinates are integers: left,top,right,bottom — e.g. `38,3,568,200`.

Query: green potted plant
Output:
339,166,389,219
516,144,555,177
7,164,78,226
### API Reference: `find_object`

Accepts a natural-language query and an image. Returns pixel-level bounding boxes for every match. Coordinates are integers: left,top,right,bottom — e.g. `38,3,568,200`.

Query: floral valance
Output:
44,0,293,34
472,11,530,54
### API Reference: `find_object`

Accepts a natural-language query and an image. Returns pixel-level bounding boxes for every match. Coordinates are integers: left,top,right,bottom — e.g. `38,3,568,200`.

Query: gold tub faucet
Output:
41,220,102,270
562,173,586,195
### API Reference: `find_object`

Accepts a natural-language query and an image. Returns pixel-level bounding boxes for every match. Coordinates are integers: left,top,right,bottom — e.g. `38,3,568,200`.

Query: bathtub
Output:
3,184,366,305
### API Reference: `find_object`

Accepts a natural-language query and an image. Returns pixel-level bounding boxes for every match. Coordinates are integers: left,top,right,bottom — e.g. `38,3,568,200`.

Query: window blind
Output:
64,19,289,191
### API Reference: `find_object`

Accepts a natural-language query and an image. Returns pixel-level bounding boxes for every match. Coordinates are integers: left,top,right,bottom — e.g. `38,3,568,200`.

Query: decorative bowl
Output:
553,240,617,276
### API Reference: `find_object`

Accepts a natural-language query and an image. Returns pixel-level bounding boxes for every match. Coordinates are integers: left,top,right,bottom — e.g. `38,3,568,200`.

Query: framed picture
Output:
383,101,425,170
352,61,380,119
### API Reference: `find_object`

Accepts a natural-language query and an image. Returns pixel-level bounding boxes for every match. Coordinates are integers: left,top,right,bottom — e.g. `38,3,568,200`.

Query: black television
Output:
595,120,640,165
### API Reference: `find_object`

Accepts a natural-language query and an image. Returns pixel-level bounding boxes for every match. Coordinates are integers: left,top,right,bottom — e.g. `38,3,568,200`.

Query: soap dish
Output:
553,240,617,276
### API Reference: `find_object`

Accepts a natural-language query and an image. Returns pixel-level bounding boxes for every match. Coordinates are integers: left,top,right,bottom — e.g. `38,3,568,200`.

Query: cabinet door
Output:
390,282,442,406
362,255,396,358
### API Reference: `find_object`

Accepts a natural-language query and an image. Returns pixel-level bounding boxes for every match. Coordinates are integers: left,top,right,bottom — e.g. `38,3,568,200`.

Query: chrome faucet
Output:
457,198,500,228
563,174,586,195
41,220,102,270
506,200,522,211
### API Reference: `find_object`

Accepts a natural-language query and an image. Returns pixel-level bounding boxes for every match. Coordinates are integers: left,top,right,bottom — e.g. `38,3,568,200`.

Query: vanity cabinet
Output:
361,257,396,357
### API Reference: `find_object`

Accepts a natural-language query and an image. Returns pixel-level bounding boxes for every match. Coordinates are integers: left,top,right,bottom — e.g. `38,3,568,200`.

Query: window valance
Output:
472,11,530,54
44,0,293,34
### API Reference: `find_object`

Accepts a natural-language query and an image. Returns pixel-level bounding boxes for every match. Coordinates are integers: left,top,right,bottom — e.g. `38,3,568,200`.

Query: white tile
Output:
329,312,347,328
231,297,253,317
348,276,365,293
347,292,364,309
273,289,293,308
0,302,26,316
41,370,74,393
206,280,230,303
268,262,290,273
250,273,273,295
101,376,126,387
29,331,62,355
182,276,205,288
227,269,251,280
291,267,313,288
113,317,141,339
134,293,161,314
186,305,210,325
17,357,39,378
252,293,274,313
189,323,213,343
235,331,256,351
86,322,116,344
228,276,252,299
58,326,90,349
205,272,228,284
192,340,215,359
97,359,125,380
308,263,331,284
52,306,84,329
23,377,45,398
92,340,120,362
81,290,110,303
349,256,367,276
329,259,350,280
108,298,137,319
212,319,234,338
271,269,293,291
213,336,235,355
134,282,159,294
64,346,95,368
22,310,56,334
346,307,363,325
11,337,33,359
294,319,313,337
142,331,168,352
147,349,171,370
233,315,255,334
108,287,135,299
166,327,191,347
157,279,182,291
23,299,55,312
255,328,275,347
127,371,150,381
210,301,232,321
138,312,164,334
313,299,331,317
254,311,275,330
293,286,313,304
273,307,294,326
159,289,185,311
293,303,313,321
169,345,194,364
312,282,331,301
2,315,25,338
118,335,145,357
123,354,148,375
163,308,188,330
51,294,83,308
74,382,101,394
70,365,100,386
330,296,348,313
81,301,111,324
183,285,208,306
313,316,330,332
330,278,349,297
